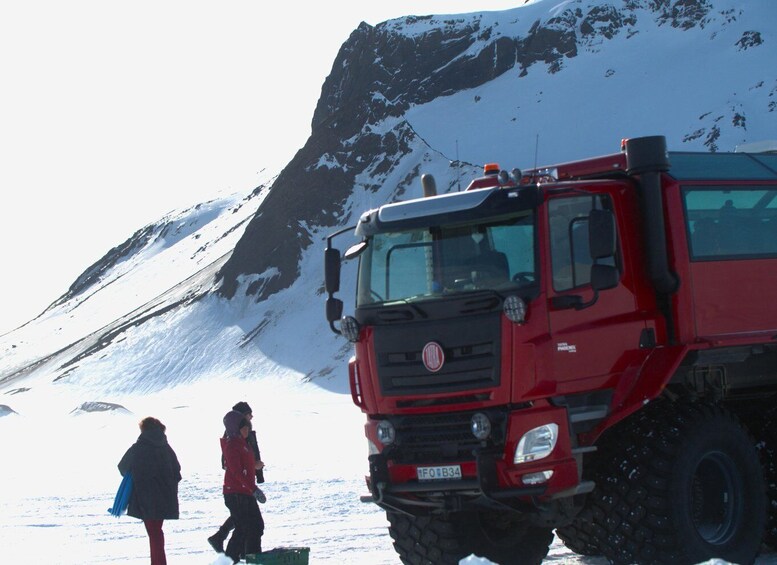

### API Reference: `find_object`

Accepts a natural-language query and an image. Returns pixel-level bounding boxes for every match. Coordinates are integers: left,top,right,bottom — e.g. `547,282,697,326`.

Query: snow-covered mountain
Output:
1,0,774,402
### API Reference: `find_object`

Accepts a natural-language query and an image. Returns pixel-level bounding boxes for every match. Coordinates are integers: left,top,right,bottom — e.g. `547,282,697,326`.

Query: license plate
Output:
417,464,462,481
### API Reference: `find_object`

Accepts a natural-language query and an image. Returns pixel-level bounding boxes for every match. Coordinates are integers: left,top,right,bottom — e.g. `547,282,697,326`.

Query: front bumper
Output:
366,451,557,515
365,404,582,515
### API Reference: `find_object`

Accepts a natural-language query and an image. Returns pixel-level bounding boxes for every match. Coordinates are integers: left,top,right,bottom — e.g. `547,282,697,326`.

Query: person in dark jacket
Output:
118,416,181,565
219,409,265,563
208,401,265,553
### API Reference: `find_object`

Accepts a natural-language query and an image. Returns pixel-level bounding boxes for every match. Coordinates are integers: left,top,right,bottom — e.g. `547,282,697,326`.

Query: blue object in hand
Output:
109,473,133,516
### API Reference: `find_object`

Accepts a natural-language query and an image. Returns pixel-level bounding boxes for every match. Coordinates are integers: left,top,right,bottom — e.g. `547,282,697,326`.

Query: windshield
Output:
356,211,535,307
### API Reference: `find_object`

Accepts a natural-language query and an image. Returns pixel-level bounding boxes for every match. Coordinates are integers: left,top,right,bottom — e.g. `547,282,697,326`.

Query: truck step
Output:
550,480,596,499
568,405,608,423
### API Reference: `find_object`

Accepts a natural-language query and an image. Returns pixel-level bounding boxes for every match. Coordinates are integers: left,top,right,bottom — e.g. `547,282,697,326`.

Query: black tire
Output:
387,512,465,565
555,445,610,557
387,510,552,565
753,406,777,548
555,504,604,556
589,401,766,565
462,510,553,565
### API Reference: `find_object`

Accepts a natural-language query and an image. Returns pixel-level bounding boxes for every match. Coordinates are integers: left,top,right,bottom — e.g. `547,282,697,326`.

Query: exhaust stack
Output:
625,136,679,294
422,174,437,197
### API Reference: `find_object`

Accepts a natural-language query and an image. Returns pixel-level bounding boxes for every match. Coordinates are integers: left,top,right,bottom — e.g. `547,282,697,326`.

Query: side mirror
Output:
590,264,619,291
589,209,616,259
324,248,341,295
326,297,343,324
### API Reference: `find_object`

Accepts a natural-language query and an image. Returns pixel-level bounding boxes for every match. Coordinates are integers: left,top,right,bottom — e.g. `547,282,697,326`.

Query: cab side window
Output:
684,187,777,260
549,195,616,292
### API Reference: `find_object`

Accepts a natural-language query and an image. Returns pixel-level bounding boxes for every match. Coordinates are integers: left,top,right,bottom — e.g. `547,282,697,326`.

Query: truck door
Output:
544,189,646,391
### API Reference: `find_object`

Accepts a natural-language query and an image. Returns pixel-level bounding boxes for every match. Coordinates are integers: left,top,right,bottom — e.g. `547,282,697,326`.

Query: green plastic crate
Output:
245,547,310,565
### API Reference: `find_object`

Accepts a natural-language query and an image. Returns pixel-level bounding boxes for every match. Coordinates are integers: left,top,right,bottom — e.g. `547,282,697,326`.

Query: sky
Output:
0,0,526,335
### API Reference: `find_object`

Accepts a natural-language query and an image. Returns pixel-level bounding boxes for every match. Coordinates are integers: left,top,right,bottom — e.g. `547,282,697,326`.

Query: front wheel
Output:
462,510,553,565
387,510,552,565
387,512,465,565
555,505,603,557
590,402,766,565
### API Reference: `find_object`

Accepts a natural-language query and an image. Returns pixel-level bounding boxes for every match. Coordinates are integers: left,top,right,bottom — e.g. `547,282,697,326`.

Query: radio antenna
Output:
533,134,540,170
456,139,461,192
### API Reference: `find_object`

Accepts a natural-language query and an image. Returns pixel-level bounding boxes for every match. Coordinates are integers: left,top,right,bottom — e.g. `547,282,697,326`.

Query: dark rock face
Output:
580,5,634,40
216,18,524,302
218,18,510,301
654,0,713,29
58,224,158,304
736,30,762,50
215,0,761,303
47,183,268,315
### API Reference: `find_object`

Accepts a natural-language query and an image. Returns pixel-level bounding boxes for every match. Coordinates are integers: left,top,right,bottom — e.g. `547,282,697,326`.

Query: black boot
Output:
207,524,230,553
207,534,223,553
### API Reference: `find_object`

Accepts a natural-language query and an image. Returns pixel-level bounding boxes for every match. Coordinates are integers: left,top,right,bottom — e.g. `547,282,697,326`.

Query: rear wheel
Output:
589,402,766,564
753,405,777,548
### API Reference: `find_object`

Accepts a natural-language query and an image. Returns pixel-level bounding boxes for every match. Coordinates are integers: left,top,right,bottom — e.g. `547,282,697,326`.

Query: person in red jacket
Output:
221,409,265,563
209,401,265,553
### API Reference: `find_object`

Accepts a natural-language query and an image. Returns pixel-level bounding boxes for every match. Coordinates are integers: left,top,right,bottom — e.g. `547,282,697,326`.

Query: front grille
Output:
373,312,501,396
388,410,506,465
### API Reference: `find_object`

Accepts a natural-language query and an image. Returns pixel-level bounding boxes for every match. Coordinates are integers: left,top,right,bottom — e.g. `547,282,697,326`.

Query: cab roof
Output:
667,151,777,181
529,147,777,183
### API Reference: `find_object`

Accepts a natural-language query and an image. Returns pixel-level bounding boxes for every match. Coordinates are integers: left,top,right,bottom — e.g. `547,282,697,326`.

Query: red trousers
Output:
143,519,166,565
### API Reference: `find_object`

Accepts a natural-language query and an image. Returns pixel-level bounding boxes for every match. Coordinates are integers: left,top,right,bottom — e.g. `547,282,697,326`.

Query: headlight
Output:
503,295,527,324
376,420,396,446
341,315,360,342
514,423,558,464
471,412,492,440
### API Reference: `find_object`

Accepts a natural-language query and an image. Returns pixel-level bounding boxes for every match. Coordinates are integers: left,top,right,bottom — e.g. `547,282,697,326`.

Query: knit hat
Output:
223,410,246,437
232,401,252,415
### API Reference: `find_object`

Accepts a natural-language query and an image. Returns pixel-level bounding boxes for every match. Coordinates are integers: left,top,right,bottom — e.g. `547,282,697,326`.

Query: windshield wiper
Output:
400,299,428,319
374,298,428,322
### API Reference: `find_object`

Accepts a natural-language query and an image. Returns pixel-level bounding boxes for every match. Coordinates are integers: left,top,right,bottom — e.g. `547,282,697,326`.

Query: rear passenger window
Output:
684,187,777,260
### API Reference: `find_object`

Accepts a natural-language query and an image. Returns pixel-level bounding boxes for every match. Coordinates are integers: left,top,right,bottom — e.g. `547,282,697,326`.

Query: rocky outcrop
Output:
69,401,131,414
57,223,159,304
216,16,536,301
